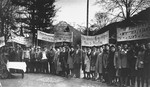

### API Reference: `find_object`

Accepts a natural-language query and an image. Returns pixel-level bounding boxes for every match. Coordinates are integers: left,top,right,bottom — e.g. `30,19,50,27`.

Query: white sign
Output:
117,24,150,41
37,30,54,42
81,31,109,46
55,32,73,42
0,36,5,48
7,31,32,46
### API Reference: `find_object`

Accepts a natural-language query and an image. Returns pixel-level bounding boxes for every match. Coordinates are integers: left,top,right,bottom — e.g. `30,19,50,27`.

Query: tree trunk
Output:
1,20,4,36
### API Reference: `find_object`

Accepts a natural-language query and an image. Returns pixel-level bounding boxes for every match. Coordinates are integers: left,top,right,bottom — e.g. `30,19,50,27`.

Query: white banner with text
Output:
117,24,150,41
37,30,55,42
54,32,73,42
81,31,109,46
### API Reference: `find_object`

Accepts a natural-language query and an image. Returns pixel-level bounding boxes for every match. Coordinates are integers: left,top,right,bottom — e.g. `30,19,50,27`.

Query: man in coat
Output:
127,45,136,86
120,44,129,87
144,43,150,87
102,45,109,83
107,45,116,85
47,47,55,74
73,45,81,78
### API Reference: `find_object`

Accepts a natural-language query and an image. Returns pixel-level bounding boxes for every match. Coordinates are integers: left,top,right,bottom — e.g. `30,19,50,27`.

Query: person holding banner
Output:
85,48,91,79
41,47,48,73
82,47,87,79
67,47,74,77
53,48,59,75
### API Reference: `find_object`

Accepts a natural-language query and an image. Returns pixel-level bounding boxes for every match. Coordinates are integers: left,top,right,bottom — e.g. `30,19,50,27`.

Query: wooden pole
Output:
87,0,89,36
72,32,73,46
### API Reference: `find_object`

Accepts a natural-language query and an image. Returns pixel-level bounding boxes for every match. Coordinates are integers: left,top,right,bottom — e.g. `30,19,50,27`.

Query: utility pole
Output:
86,0,89,36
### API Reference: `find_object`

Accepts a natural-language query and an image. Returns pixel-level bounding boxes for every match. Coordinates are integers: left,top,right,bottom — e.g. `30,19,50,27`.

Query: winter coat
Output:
96,52,103,73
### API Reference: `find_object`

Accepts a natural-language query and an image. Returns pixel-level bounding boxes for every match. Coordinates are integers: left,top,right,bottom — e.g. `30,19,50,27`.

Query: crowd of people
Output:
0,42,150,87
81,43,150,87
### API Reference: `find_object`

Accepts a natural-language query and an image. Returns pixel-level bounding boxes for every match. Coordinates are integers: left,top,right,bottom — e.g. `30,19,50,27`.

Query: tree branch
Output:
114,0,126,18
130,0,144,16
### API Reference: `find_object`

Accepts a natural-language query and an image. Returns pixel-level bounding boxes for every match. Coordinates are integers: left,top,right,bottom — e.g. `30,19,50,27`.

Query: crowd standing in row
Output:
0,43,150,87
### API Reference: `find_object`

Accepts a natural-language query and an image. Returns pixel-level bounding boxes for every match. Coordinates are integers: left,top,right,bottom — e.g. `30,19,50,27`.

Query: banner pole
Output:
80,29,83,78
54,33,56,48
80,40,83,78
37,31,38,47
37,37,38,47
72,32,73,46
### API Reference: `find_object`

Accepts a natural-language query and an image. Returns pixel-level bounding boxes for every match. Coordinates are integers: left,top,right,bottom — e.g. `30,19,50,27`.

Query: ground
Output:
0,73,115,87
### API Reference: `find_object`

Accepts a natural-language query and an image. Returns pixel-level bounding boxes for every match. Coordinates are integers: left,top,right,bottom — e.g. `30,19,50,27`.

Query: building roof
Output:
95,7,150,35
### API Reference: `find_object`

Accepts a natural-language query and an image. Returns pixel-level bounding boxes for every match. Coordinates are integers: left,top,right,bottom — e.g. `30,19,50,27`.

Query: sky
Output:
54,0,102,28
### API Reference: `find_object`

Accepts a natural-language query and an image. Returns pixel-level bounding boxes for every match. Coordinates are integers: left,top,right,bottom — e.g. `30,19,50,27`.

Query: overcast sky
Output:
54,0,102,28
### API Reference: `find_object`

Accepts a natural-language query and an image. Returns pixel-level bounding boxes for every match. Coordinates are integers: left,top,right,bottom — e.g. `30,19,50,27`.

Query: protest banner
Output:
8,35,27,45
54,32,73,42
117,24,150,41
0,36,5,48
94,31,109,46
81,35,95,46
81,31,109,46
37,30,54,42
7,31,32,46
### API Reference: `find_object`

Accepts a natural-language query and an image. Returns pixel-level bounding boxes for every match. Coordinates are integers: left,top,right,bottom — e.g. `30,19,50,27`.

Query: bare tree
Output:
94,12,110,29
95,0,150,21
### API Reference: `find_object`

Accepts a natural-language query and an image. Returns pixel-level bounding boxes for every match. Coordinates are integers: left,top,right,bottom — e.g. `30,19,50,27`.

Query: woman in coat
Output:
96,47,103,81
82,47,87,79
135,44,145,87
85,48,91,79
57,47,62,76
54,48,60,75
90,47,98,80
67,47,74,76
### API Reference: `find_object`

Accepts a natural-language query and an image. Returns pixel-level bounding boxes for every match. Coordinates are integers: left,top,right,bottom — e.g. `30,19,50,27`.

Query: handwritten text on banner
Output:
117,24,150,41
37,30,55,42
81,31,109,46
